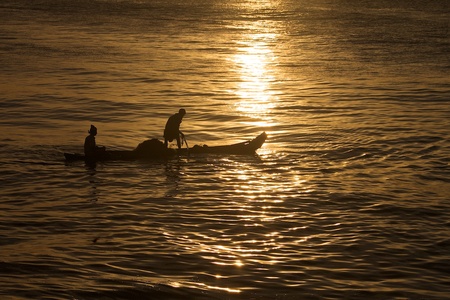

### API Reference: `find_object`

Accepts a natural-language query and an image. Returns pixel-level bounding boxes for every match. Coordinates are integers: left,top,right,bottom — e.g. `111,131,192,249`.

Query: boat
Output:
64,132,267,162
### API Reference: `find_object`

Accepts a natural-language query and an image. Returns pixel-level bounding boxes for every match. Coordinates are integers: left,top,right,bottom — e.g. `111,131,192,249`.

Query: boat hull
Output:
64,132,267,162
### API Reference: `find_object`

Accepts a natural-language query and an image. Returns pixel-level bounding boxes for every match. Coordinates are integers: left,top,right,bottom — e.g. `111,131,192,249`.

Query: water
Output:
1,0,449,299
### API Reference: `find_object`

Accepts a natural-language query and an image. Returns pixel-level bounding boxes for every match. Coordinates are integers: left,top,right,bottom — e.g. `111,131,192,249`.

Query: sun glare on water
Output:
231,18,280,128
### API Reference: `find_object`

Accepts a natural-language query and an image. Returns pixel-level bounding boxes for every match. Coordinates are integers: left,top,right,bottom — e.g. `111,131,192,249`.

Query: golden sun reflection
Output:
167,280,241,294
231,22,280,128
161,162,300,294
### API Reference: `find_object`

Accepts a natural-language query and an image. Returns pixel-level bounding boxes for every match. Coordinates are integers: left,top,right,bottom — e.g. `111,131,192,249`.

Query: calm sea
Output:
1,0,449,299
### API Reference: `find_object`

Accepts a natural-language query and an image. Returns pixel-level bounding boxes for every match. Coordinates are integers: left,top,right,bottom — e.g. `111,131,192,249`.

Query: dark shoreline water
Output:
1,0,449,299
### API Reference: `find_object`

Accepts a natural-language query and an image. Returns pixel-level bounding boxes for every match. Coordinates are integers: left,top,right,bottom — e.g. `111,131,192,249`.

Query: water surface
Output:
1,0,449,299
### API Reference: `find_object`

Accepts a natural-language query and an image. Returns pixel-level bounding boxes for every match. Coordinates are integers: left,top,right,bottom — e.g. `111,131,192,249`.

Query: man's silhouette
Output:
164,109,186,149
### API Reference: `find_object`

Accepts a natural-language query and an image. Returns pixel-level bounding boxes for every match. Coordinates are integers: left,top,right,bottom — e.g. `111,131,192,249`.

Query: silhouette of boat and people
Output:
64,108,266,162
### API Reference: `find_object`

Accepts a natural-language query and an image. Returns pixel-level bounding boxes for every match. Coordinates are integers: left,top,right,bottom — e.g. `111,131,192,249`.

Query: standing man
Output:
164,108,186,149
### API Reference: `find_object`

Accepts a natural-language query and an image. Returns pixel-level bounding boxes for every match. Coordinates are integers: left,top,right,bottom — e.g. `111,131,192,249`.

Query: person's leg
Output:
176,136,182,149
164,139,168,148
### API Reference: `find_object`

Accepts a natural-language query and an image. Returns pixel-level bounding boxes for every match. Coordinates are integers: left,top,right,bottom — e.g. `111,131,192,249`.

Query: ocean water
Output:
1,0,449,299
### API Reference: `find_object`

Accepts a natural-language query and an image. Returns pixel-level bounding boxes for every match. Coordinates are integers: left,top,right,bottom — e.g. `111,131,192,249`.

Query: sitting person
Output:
84,125,105,158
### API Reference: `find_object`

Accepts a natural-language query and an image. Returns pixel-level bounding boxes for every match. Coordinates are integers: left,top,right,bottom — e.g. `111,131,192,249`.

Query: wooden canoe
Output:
64,132,267,162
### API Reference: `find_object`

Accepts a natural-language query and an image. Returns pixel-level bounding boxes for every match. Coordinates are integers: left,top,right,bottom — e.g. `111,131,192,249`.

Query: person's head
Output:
179,108,186,116
89,125,97,135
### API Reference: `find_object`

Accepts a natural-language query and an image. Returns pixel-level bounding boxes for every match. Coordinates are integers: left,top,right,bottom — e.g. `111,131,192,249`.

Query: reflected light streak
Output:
232,20,280,128
168,280,241,294
234,41,277,115
196,283,241,294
